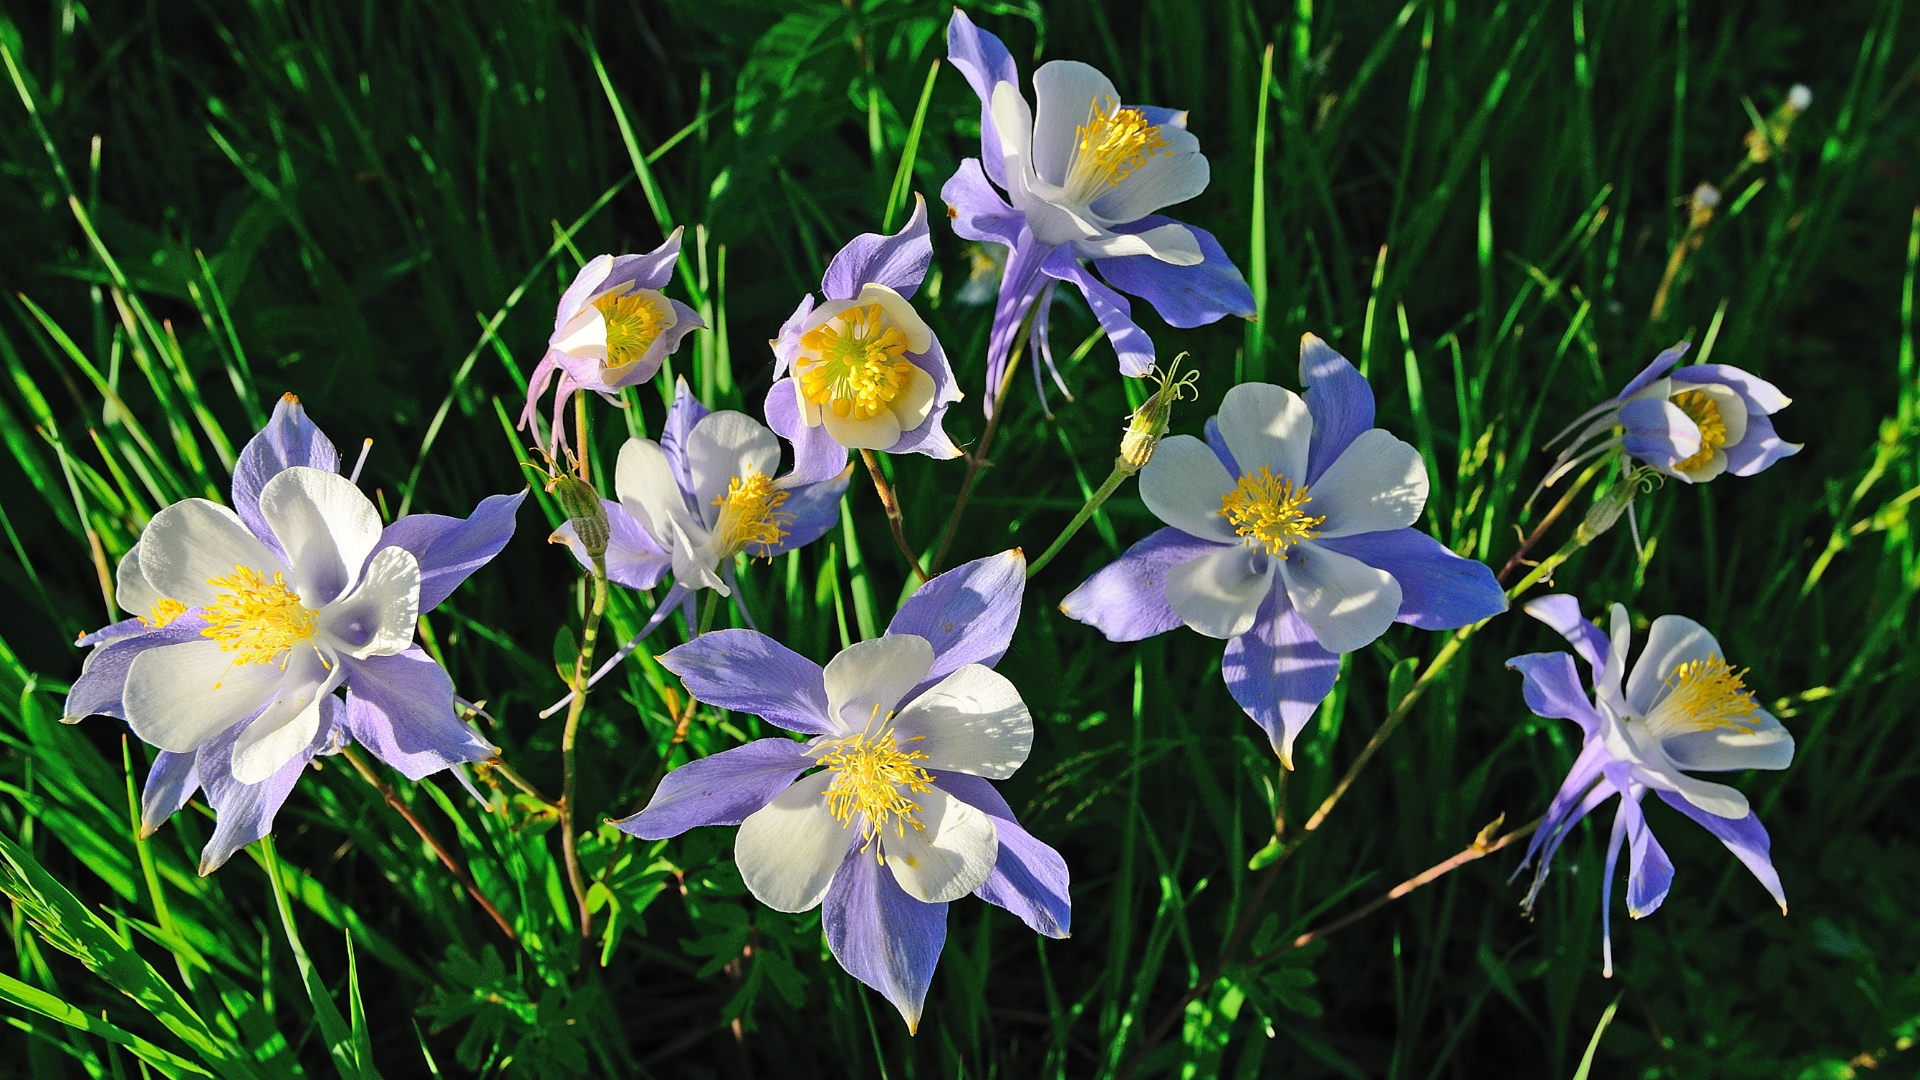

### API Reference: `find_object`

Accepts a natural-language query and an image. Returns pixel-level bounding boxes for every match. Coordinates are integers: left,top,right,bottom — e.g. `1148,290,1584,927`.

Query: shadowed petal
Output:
882,785,999,903
374,490,525,612
1222,589,1340,765
1522,594,1609,677
1138,436,1240,543
1059,527,1224,642
824,637,935,732
197,700,340,874
1625,614,1723,716
554,499,672,590
889,550,1026,686
613,739,815,839
736,770,858,912
658,629,834,735
764,378,850,488
824,195,933,301
890,665,1032,779
1718,407,1801,477
341,647,493,780
1278,542,1401,654
1094,218,1254,328
942,159,1023,247
66,613,209,722
1300,335,1375,482
1654,791,1787,912
823,841,947,1033
945,10,1019,187
1167,545,1276,639
932,771,1070,938
1039,247,1154,376
140,751,200,838
1619,398,1702,473
1318,529,1506,630
233,395,340,560
1506,652,1605,737
1619,795,1675,919
1614,342,1690,401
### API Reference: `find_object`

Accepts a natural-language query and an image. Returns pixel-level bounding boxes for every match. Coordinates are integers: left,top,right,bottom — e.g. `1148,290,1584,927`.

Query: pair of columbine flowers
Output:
66,395,523,872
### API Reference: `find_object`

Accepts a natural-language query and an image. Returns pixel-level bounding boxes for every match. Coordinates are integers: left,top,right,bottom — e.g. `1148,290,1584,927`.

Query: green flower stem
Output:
931,304,1040,573
560,563,609,945
860,447,926,582
1498,455,1608,585
1026,458,1134,578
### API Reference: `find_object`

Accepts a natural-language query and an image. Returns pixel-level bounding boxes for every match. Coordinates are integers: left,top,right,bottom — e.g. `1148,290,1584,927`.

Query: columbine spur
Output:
1062,335,1507,764
617,551,1069,1030
66,394,522,869
1508,595,1794,975
943,10,1254,410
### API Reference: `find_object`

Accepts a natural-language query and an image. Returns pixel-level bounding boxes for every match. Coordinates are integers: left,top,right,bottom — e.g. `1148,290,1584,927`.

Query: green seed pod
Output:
550,473,610,560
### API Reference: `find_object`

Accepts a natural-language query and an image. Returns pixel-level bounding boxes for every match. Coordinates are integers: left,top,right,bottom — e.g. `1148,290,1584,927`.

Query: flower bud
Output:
1575,471,1644,545
1119,355,1200,473
549,473,610,561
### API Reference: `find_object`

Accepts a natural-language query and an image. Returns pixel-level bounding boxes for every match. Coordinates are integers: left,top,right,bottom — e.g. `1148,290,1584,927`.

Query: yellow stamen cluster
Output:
143,597,187,628
1221,467,1325,556
1669,389,1729,473
199,566,316,668
797,304,915,419
1645,655,1760,738
594,291,670,370
711,468,794,559
1066,97,1168,201
815,726,935,851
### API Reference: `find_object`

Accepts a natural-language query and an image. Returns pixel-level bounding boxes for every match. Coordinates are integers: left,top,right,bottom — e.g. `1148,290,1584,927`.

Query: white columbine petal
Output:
823,408,904,453
1216,383,1311,485
617,438,708,551
321,547,421,659
736,771,858,912
258,467,383,606
137,500,282,608
880,785,1000,903
1165,545,1275,639
823,635,936,734
1307,429,1429,538
687,411,782,528
1624,615,1721,717
1279,542,1402,654
124,639,286,752
229,648,340,784
1139,436,1239,543
889,664,1033,779
1661,711,1796,772
115,544,166,621
1029,61,1122,187
1071,223,1204,265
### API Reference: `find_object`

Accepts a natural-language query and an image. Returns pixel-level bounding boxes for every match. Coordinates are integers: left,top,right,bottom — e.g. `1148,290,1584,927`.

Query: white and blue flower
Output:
1508,595,1794,975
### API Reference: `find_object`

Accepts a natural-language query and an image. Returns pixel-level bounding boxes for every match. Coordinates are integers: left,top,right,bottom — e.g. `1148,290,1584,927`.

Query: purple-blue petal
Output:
1203,417,1241,476
884,334,965,459
941,159,1024,248
657,629,835,735
1094,218,1255,328
1654,790,1787,912
1522,594,1609,678
823,843,948,1032
1300,336,1375,483
233,394,341,559
1316,528,1507,630
984,230,1053,417
613,739,815,839
140,751,200,837
558,231,685,323
375,490,525,612
1506,652,1604,736
1040,247,1154,377
1060,527,1223,642
555,499,673,591
1221,590,1340,762
1517,743,1617,909
890,550,1026,689
944,10,1019,189
662,377,711,512
1614,341,1690,401
1619,794,1674,918
764,378,850,488
822,196,932,302
77,616,153,649
761,473,851,559
64,613,210,722
197,699,340,874
1719,406,1802,477
1669,364,1791,414
1619,397,1698,470
931,771,1070,938
341,648,494,780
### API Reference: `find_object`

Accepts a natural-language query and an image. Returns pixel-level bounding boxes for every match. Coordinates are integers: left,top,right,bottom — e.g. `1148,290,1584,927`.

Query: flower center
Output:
711,468,794,559
1065,96,1168,204
797,304,916,420
143,597,187,628
1643,655,1760,738
1669,389,1729,472
200,566,316,668
814,722,935,851
1220,467,1326,556
594,291,669,370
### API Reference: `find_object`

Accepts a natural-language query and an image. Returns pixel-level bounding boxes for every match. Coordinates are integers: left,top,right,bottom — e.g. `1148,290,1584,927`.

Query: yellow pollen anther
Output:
815,721,936,851
593,291,670,371
1220,467,1325,556
199,566,316,668
1066,97,1168,203
1645,655,1760,737
711,468,794,559
796,304,916,420
1669,389,1729,473
143,597,187,628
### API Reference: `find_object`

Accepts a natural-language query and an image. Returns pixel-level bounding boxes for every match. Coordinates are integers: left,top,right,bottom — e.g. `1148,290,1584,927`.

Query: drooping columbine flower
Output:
1507,595,1794,975
764,196,962,459
616,551,1069,1030
520,230,705,455
1547,341,1800,486
943,11,1254,411
1062,336,1506,764
554,377,851,612
65,395,522,797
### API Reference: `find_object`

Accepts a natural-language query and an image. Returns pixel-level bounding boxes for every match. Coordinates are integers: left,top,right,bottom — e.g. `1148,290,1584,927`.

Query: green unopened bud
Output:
1575,470,1648,545
1119,355,1201,473
549,473,609,561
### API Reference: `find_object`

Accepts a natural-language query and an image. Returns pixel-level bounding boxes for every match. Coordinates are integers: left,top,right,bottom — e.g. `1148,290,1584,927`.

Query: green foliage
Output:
0,0,1916,1076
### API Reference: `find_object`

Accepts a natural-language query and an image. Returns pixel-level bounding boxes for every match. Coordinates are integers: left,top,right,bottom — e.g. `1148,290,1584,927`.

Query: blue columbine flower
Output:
1549,341,1801,486
1061,335,1507,764
521,229,705,455
1508,594,1794,975
615,551,1069,1031
65,394,524,870
943,10,1254,411
763,195,963,459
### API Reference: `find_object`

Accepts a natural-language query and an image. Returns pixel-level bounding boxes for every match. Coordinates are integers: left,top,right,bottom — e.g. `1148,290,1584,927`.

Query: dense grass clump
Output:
0,1,1917,1077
